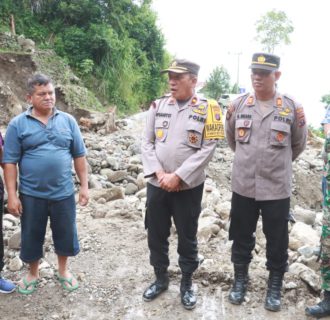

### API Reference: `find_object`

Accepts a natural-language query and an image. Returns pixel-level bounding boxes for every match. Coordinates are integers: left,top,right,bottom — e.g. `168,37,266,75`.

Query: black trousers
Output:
0,177,4,273
229,192,290,273
145,183,204,274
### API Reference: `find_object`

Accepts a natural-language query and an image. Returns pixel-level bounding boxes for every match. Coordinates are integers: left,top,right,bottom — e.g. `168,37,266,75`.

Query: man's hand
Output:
159,173,181,192
155,170,165,182
7,194,22,217
78,186,89,206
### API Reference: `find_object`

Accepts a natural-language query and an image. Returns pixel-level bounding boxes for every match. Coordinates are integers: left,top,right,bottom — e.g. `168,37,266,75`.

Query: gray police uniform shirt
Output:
142,95,217,190
225,92,307,201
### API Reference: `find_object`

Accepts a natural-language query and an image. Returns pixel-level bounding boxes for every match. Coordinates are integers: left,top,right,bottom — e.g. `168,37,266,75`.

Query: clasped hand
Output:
156,171,181,192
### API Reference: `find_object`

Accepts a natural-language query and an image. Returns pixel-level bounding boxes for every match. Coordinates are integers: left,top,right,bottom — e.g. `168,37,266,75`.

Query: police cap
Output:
161,59,200,75
250,53,280,71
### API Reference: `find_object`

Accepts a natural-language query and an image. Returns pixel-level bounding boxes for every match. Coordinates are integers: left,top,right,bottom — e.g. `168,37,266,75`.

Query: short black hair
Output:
27,73,53,94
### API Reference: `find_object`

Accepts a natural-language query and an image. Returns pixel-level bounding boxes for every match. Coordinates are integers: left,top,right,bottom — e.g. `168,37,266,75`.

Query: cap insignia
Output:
257,55,266,64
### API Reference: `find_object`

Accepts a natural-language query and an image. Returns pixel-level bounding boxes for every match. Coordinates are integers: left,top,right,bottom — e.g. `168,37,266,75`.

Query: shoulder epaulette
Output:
235,93,250,104
282,93,295,103
158,93,171,99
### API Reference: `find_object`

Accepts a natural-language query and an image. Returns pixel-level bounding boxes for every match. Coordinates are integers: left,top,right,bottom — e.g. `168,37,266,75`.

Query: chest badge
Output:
156,129,164,139
193,104,207,115
279,107,291,116
238,128,245,137
276,132,285,142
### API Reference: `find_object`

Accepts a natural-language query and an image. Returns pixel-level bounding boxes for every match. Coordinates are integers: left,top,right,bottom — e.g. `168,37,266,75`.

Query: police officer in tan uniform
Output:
141,59,223,309
225,53,307,312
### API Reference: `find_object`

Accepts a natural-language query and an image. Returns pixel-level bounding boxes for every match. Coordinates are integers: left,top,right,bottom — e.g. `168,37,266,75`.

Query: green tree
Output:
255,9,294,53
322,94,330,107
201,66,231,100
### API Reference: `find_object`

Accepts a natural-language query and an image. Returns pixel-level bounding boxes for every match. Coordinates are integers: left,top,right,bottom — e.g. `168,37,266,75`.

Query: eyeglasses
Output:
251,69,274,77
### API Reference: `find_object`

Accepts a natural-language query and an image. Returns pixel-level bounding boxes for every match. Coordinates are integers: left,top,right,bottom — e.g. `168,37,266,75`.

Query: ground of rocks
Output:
0,113,325,320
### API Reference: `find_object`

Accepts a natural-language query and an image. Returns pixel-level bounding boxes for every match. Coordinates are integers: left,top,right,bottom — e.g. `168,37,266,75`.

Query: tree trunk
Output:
10,15,16,35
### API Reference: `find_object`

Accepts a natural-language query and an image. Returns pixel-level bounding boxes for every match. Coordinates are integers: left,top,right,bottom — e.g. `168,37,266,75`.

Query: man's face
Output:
168,72,197,100
251,69,281,94
27,83,55,113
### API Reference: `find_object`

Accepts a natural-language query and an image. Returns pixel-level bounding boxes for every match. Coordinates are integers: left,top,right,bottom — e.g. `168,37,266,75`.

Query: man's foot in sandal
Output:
18,276,38,295
56,272,79,292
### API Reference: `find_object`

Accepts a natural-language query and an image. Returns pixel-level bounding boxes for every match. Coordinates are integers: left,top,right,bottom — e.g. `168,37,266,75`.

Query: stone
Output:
289,222,320,251
293,205,316,225
8,230,21,249
90,187,124,202
8,256,23,271
125,183,138,195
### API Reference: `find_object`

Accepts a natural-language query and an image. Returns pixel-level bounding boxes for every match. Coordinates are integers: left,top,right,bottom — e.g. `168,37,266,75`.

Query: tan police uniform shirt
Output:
225,92,307,201
142,95,221,190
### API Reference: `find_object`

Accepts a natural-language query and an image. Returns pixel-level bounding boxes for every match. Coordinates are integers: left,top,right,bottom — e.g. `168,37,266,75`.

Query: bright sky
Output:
151,0,330,127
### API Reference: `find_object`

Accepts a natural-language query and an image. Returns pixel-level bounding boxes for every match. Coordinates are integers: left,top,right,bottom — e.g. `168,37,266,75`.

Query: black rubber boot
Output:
228,264,249,305
305,290,330,318
143,268,169,302
264,271,284,312
180,272,197,310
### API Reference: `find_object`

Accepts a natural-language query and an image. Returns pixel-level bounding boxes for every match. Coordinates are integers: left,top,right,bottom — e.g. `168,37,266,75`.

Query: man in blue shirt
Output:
3,74,89,294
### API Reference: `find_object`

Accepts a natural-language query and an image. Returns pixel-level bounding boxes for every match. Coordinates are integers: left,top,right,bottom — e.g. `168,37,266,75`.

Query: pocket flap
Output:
235,119,252,129
271,121,290,132
187,121,204,133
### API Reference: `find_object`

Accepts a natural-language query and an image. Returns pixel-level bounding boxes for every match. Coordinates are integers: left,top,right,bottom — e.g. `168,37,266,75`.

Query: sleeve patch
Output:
204,99,224,140
296,106,306,127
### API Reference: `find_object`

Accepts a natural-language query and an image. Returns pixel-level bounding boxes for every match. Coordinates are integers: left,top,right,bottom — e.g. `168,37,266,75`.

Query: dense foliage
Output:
0,0,170,113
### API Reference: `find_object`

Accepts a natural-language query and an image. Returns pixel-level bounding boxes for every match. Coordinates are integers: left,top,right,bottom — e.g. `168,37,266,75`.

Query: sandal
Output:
56,273,79,292
18,277,38,295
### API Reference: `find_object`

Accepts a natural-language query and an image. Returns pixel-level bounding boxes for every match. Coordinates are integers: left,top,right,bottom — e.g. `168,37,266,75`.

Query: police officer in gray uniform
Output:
225,53,307,311
141,59,223,309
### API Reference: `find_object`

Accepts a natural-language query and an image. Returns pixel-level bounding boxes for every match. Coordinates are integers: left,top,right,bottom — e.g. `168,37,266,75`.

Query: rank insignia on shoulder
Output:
276,97,283,108
191,97,198,105
246,96,254,106
204,99,224,140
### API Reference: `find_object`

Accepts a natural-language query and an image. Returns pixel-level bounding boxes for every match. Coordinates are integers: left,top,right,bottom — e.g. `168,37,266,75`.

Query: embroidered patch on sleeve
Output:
204,99,225,140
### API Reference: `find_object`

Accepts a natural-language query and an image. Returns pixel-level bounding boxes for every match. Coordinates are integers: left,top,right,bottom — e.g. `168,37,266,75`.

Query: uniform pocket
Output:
186,121,204,148
154,118,170,142
235,119,252,143
270,121,290,147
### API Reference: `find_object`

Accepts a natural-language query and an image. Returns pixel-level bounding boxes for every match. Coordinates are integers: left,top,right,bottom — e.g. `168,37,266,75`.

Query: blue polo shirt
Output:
3,107,86,200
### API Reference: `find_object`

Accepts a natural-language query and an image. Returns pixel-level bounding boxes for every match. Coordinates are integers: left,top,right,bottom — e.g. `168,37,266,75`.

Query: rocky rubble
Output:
0,112,326,317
